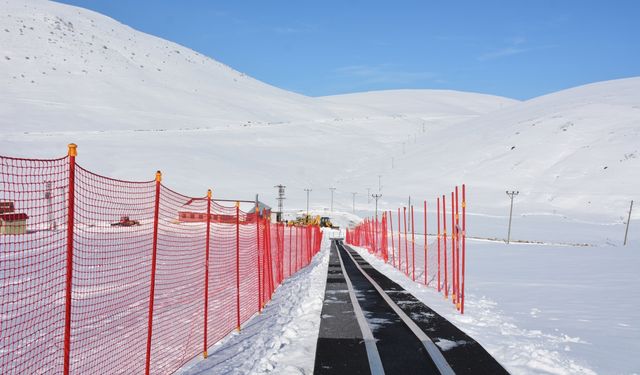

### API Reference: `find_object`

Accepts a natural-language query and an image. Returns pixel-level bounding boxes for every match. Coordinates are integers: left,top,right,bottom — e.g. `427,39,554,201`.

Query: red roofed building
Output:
0,201,29,235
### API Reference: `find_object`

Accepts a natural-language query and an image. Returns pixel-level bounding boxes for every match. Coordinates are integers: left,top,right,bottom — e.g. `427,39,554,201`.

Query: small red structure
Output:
0,202,28,234
178,212,239,224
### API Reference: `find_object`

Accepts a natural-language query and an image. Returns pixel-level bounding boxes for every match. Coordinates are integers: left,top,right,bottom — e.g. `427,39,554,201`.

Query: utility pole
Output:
351,192,357,214
506,191,519,244
45,181,56,230
378,175,382,192
624,200,634,246
372,194,382,221
367,188,371,204
402,142,406,154
274,184,286,222
329,187,336,212
304,188,312,216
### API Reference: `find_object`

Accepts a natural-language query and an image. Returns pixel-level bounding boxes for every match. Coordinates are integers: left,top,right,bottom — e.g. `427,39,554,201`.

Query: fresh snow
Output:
351,240,639,375
177,234,332,375
1,0,639,374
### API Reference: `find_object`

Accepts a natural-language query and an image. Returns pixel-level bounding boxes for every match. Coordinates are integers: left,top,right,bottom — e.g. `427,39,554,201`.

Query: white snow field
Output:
1,0,639,374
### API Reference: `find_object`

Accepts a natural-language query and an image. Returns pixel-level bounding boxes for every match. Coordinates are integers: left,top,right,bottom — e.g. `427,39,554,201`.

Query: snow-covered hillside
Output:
375,78,640,215
0,0,638,238
2,1,640,374
0,0,514,203
322,89,514,117
0,0,343,132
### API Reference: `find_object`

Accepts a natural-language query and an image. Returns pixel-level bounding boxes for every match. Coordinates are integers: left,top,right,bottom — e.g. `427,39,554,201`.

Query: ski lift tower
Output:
274,184,286,222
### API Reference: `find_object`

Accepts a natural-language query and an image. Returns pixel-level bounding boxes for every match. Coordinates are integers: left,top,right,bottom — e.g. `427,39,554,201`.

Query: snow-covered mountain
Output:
1,0,638,236
0,0,513,133
0,0,337,132
366,78,640,220
2,2,639,374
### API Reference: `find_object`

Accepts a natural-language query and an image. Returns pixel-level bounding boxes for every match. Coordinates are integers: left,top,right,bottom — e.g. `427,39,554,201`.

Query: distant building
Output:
0,201,29,235
178,201,271,223
0,201,15,214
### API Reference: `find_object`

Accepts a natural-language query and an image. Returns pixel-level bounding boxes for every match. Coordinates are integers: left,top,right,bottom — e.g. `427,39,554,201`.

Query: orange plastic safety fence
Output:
346,188,466,314
0,151,323,375
1,155,69,374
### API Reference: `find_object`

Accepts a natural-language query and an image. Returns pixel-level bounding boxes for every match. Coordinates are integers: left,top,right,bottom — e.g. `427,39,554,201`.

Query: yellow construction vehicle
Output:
320,216,339,229
289,214,320,226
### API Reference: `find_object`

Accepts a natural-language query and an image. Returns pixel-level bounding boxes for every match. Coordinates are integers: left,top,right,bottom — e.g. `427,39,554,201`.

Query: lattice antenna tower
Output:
274,184,286,221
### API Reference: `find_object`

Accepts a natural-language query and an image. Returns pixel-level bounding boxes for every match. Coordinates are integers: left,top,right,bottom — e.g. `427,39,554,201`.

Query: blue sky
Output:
57,0,639,100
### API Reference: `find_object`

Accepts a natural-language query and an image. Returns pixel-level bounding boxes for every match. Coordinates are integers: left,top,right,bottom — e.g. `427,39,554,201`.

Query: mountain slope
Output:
369,77,640,222
0,0,514,134
0,0,336,132
321,89,516,117
1,0,636,230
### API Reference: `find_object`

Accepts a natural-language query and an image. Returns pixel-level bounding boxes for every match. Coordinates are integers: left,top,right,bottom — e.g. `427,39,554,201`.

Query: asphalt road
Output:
313,240,509,375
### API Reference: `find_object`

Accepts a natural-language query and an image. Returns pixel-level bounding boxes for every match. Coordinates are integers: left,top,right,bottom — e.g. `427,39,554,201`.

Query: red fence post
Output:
289,225,292,277
451,191,456,306
256,206,262,313
309,225,312,262
266,218,274,298
455,186,460,311
145,170,162,375
437,197,441,292
461,184,466,314
281,224,285,281
63,144,77,375
275,223,281,285
203,189,212,358
442,194,448,299
235,201,241,331
424,200,427,286
411,205,415,281
375,213,379,256
389,211,396,268
382,212,388,262
403,207,408,276
397,208,401,271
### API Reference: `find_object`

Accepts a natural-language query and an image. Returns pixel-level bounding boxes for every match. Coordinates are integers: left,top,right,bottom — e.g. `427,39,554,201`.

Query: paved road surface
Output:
314,240,509,375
